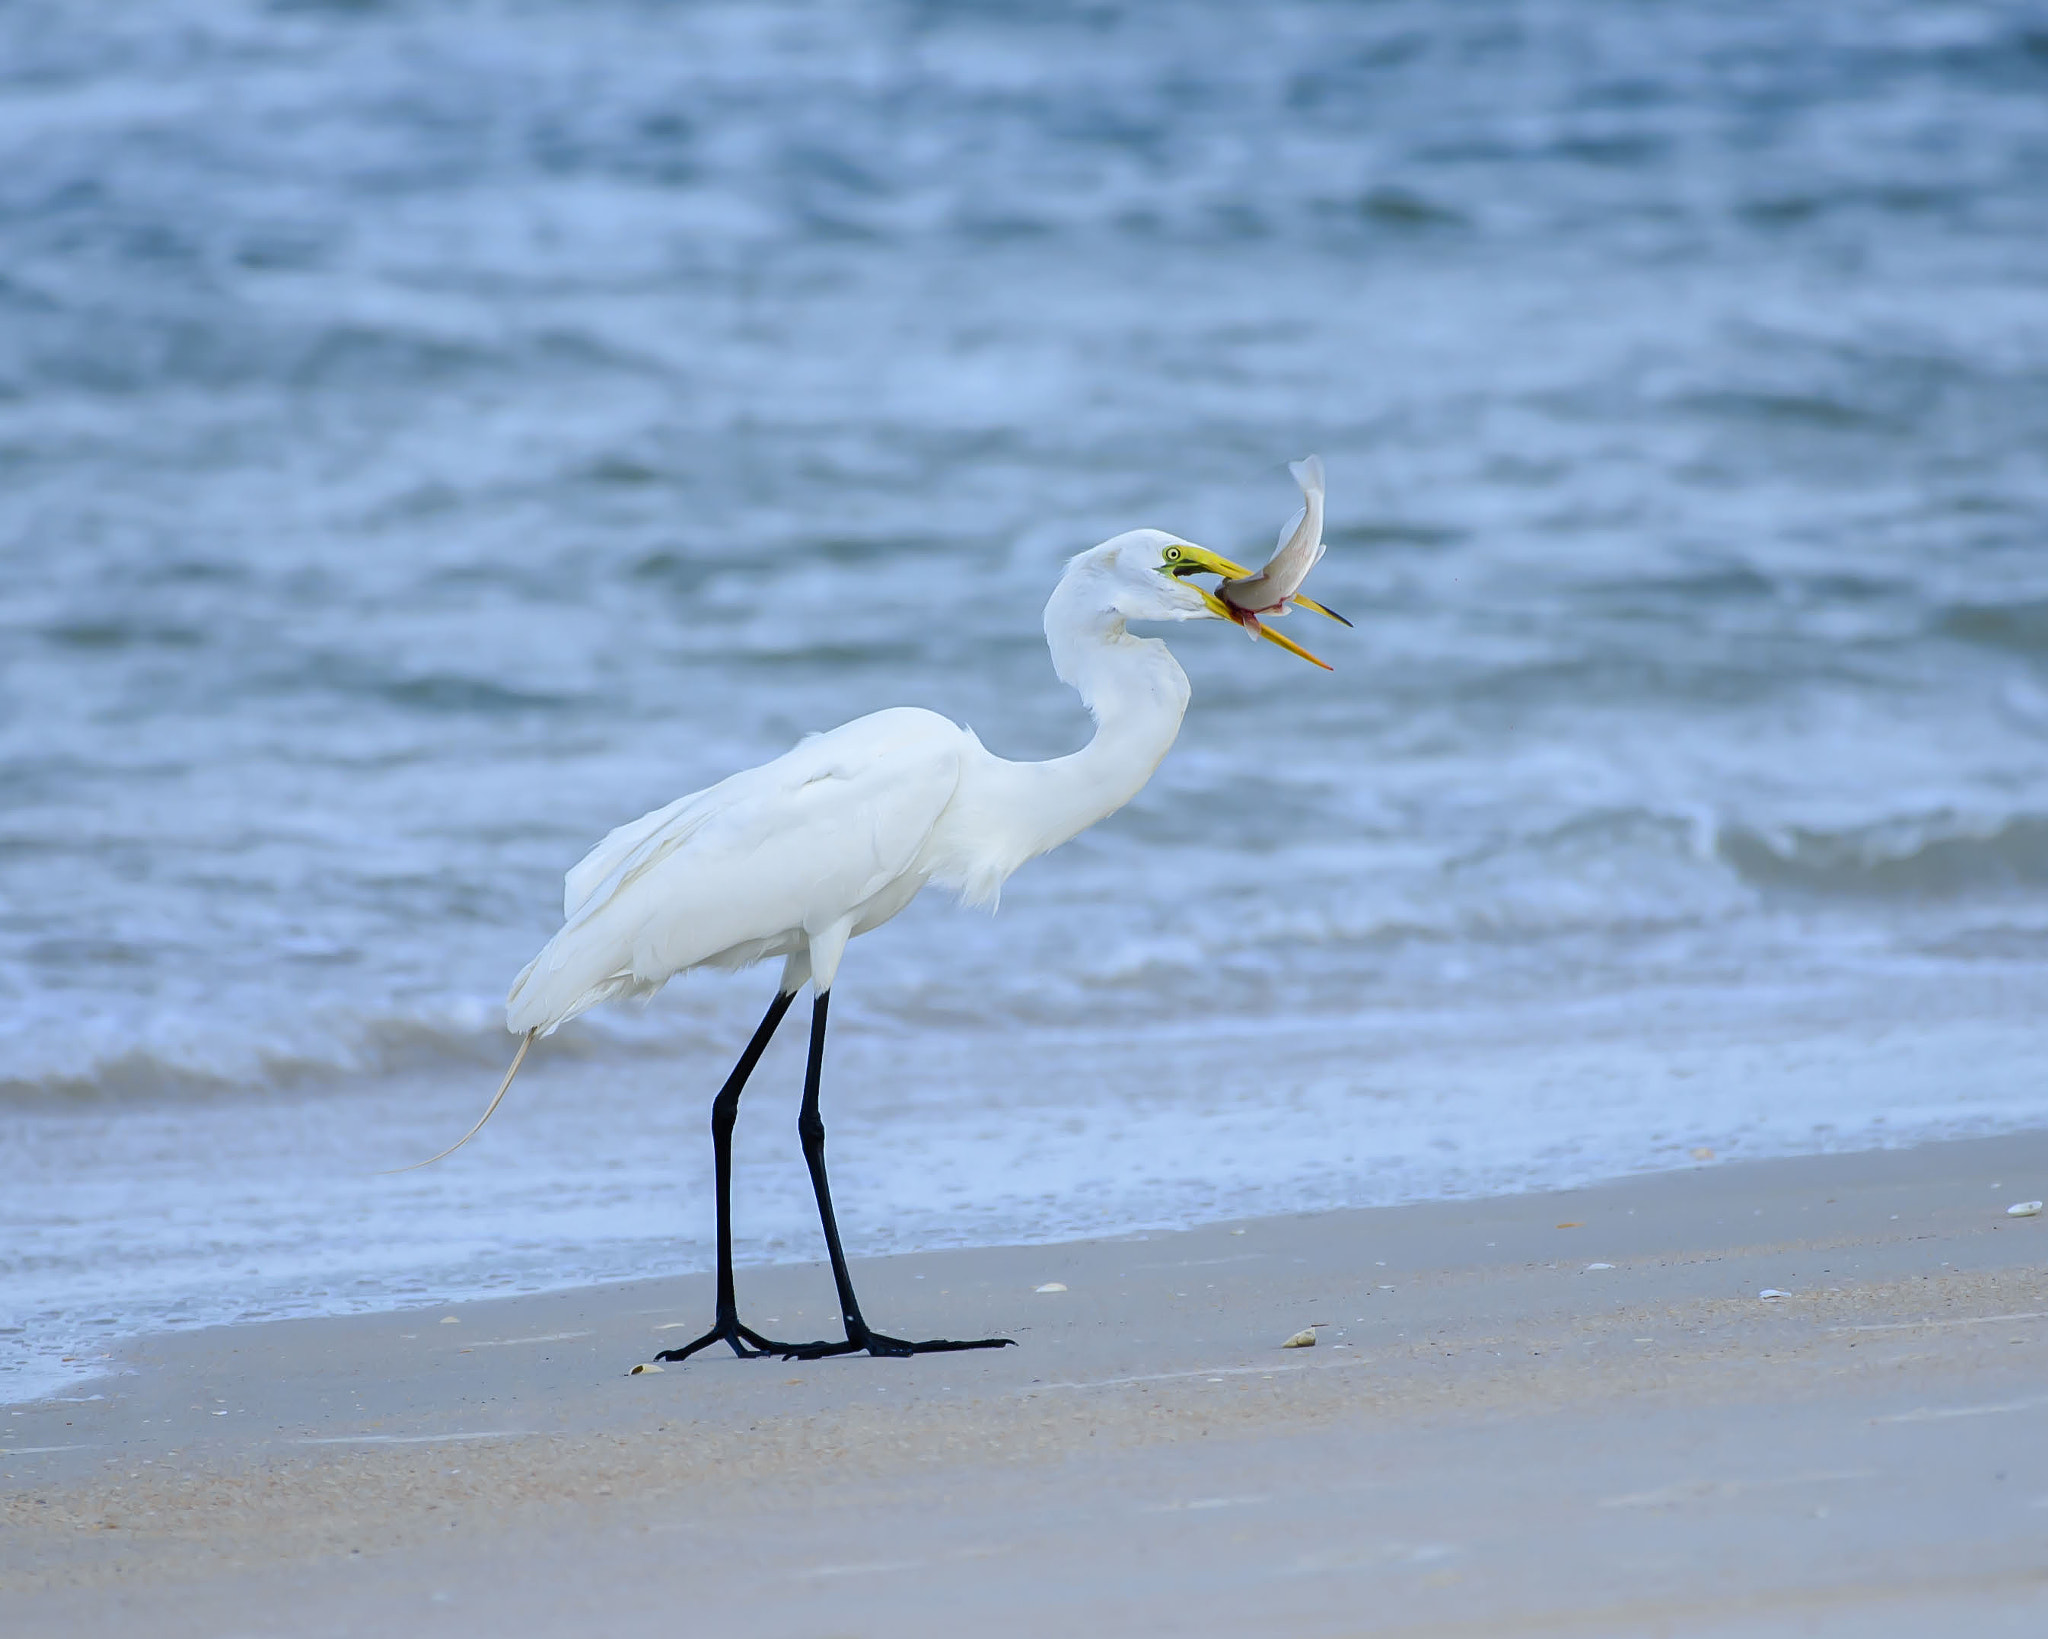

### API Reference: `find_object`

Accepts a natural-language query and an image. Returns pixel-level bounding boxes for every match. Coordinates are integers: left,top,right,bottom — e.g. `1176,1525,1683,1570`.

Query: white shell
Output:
1758,1289,1791,1300
629,1362,665,1374
1281,1328,1318,1348
2007,1201,2043,1217
1034,1282,1068,1293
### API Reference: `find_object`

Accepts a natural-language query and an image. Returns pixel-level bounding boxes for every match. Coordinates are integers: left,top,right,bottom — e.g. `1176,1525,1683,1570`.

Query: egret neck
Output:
927,559,1193,906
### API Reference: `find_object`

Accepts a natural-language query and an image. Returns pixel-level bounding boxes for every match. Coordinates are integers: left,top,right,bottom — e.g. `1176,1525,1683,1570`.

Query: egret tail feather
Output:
380,1030,537,1174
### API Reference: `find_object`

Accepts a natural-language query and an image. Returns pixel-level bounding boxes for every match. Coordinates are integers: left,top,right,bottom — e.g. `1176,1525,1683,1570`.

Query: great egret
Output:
411,467,1345,1363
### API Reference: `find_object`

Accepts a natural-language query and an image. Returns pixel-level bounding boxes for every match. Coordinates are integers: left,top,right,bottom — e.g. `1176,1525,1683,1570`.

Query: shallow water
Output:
6,0,2048,1401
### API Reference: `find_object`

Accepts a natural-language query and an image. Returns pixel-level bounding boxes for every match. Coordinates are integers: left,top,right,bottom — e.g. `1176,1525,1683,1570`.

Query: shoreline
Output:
8,1106,2039,1417
14,956,2048,1413
6,1127,2048,1634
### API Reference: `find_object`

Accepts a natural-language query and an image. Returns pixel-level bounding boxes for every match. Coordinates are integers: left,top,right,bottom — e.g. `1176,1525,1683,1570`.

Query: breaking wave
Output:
1718,814,2048,899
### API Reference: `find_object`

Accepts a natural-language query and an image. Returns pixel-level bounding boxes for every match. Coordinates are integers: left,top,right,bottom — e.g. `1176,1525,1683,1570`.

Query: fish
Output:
1218,456,1352,627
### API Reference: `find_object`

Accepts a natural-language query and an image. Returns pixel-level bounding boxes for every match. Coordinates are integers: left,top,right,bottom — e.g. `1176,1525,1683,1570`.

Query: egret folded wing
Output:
509,708,965,1034
563,789,713,918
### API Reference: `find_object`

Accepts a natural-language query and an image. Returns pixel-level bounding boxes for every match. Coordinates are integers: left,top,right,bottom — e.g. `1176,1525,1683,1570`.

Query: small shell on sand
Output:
1758,1289,1791,1300
1584,1263,1615,1271
2008,1201,2043,1217
629,1362,665,1374
1282,1329,1318,1348
1035,1282,1067,1293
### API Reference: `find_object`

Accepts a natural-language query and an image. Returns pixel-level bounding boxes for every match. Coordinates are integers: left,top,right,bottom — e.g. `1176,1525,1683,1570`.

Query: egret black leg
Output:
781,990,1015,1361
653,988,836,1363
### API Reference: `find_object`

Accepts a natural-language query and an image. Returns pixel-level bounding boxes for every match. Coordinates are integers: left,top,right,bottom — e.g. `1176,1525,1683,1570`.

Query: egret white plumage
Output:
410,465,1342,1363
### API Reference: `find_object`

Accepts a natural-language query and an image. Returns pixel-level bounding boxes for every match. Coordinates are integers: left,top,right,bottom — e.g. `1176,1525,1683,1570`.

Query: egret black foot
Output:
777,1328,1016,1361
650,1317,836,1365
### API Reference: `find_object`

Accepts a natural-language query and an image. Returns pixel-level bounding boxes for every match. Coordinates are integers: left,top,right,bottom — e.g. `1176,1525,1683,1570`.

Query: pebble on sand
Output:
2008,1201,2043,1217
1758,1289,1791,1300
1282,1329,1318,1348
1035,1282,1068,1293
629,1362,665,1374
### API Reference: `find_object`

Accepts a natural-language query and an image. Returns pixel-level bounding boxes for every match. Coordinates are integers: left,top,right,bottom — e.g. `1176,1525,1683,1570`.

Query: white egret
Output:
413,469,1342,1363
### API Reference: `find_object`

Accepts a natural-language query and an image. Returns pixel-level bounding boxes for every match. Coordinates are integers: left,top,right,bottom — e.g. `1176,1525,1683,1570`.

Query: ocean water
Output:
6,0,2048,1401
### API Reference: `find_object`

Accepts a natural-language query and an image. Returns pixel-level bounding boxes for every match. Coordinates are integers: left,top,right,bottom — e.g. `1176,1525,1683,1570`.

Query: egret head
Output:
1079,529,1221,623
1132,531,1335,670
1060,529,1333,669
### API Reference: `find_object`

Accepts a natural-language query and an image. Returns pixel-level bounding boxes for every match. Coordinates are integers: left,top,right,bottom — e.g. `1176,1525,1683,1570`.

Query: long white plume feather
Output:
381,1030,537,1174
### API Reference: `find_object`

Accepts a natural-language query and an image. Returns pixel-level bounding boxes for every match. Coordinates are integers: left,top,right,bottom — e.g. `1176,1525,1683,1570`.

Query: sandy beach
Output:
5,1130,2046,1636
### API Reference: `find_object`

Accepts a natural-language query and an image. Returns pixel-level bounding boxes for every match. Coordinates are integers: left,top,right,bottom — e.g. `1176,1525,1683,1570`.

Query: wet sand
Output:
5,1131,2047,1637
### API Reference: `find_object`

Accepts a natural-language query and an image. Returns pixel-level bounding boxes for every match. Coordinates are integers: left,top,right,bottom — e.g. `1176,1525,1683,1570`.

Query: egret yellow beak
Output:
1186,579,1332,670
1159,544,1342,661
1161,545,1255,580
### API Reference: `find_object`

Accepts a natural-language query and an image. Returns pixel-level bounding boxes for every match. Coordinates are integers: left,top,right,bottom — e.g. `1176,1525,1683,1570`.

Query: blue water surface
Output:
4,0,2047,1401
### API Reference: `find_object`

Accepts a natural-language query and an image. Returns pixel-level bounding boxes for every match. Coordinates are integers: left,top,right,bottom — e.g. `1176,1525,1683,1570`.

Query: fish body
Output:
1220,455,1327,617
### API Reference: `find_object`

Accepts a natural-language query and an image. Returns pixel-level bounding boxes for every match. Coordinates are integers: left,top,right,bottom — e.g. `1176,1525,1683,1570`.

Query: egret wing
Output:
563,789,712,918
509,709,966,1033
